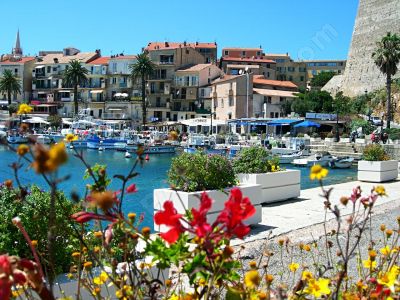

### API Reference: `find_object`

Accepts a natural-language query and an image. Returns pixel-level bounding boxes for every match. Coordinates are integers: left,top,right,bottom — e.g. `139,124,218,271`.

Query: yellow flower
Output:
168,296,179,300
71,252,80,258
289,262,299,272
17,103,33,115
302,244,311,252
265,274,274,284
244,270,260,288
303,278,331,298
93,271,108,285
377,266,400,293
374,185,387,196
31,143,67,173
258,292,267,299
65,133,78,142
380,245,391,256
302,270,314,281
249,261,257,269
17,144,29,156
48,142,68,169
31,240,38,247
115,285,132,299
362,259,377,269
94,231,103,238
83,261,93,269
309,164,328,180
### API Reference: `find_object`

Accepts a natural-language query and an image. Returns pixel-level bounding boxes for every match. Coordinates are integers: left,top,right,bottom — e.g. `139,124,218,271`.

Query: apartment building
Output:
0,56,35,103
212,74,253,121
304,59,346,80
32,48,100,117
252,76,298,118
220,47,276,79
146,42,217,63
263,53,307,89
173,63,222,121
145,42,213,122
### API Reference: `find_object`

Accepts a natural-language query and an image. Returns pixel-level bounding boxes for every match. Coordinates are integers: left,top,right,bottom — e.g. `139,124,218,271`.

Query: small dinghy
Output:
328,157,354,169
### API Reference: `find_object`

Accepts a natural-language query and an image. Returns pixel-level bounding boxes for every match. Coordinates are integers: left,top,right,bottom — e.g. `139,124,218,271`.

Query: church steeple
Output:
12,29,23,56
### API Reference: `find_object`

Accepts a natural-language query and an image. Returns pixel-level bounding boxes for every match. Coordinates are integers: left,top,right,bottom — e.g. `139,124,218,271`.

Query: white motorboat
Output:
328,157,354,169
279,151,303,164
7,135,29,144
292,152,335,167
36,135,52,144
125,151,132,158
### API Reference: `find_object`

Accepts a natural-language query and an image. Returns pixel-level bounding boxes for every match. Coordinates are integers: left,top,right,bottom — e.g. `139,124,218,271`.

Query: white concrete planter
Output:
237,169,300,204
356,138,366,144
310,137,321,142
153,184,262,232
340,138,350,143
358,160,398,182
325,138,335,143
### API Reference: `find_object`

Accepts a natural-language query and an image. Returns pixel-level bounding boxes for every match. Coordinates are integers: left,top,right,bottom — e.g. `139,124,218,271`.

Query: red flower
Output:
215,188,255,239
190,192,212,237
71,211,117,223
154,201,184,243
126,184,137,194
0,278,11,300
0,255,11,276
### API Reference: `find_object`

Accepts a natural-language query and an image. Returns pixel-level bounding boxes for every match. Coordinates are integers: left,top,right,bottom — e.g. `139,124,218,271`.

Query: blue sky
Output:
0,0,358,60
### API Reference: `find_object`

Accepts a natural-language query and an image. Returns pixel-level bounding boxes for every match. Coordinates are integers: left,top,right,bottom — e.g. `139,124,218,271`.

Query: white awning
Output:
90,90,104,94
108,108,122,111
35,65,45,69
37,92,48,94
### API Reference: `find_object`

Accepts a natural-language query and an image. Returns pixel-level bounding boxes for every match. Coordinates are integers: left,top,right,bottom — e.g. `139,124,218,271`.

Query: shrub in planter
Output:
311,132,320,138
362,144,389,161
232,146,279,174
296,133,305,138
0,185,77,274
341,133,349,138
326,132,334,138
168,152,236,192
358,144,397,182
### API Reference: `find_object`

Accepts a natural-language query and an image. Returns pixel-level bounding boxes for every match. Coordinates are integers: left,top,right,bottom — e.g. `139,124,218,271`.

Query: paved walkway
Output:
237,179,400,245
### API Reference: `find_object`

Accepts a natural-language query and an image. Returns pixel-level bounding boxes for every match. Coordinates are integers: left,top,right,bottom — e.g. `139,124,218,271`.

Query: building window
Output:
47,66,51,73
267,72,270,78
220,98,224,108
266,64,270,68
229,96,234,106
242,51,246,56
300,76,304,81
270,112,274,118
256,51,261,56
166,112,171,119
280,97,285,102
224,50,229,56
14,68,18,74
288,67,295,72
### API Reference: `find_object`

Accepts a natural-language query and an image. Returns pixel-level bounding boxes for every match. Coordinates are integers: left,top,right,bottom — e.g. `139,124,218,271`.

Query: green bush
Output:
350,119,375,135
311,132,320,138
168,152,236,192
0,186,78,274
326,132,334,138
384,128,400,140
362,144,389,161
341,133,349,138
233,146,279,174
297,133,305,137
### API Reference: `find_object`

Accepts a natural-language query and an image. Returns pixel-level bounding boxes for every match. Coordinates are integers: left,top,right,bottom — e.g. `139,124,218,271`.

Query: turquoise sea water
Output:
0,146,357,228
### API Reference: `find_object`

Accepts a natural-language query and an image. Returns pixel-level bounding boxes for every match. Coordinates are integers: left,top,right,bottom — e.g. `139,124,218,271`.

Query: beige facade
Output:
146,45,212,122
305,59,346,80
32,48,100,112
212,74,253,121
0,56,35,102
264,54,307,89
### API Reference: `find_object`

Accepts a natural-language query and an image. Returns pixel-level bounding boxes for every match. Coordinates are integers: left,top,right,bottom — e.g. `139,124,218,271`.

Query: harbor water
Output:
0,146,358,228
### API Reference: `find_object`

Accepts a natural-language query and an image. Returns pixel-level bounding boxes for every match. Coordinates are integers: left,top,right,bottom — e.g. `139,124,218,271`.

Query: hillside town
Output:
0,30,346,127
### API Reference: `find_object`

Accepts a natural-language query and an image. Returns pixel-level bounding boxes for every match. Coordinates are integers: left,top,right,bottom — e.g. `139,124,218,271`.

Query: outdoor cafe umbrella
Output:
293,120,321,128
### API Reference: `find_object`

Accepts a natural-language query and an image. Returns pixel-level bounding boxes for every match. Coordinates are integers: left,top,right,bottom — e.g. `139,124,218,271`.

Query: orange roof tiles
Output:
253,77,298,89
222,56,276,64
88,56,110,65
222,47,262,51
146,42,217,51
0,56,35,64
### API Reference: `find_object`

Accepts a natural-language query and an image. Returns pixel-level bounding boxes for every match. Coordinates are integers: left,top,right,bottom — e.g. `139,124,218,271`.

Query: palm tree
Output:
0,70,21,116
62,60,88,116
129,52,156,129
372,32,400,129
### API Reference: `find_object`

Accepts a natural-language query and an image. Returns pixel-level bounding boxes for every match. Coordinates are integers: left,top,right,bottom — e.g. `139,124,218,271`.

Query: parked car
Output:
370,116,383,126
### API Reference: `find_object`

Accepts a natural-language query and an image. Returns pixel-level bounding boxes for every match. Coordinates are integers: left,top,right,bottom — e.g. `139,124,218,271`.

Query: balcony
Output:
195,108,211,114
119,82,127,88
